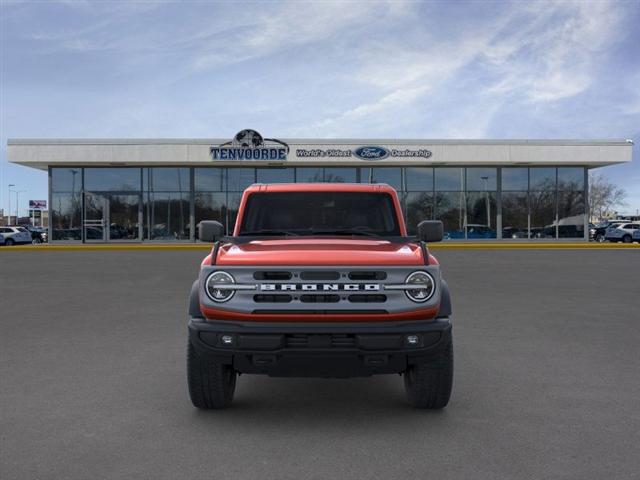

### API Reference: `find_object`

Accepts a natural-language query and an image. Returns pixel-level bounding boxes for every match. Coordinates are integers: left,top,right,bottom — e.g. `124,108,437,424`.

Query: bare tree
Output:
589,172,627,221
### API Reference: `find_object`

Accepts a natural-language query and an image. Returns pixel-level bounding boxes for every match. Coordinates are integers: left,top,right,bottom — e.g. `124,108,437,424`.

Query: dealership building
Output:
7,132,633,242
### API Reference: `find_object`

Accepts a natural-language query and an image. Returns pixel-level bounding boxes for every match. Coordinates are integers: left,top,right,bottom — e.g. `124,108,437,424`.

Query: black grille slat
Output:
285,334,356,348
348,271,387,280
300,294,340,303
253,271,292,280
348,294,387,303
253,294,293,303
300,271,340,280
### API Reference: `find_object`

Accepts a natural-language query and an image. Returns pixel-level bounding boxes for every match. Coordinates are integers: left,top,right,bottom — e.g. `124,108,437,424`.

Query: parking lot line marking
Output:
1,243,639,251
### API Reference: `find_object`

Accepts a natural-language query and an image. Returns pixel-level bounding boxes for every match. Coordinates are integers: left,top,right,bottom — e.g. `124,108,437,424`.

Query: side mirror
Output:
198,221,225,242
417,220,443,243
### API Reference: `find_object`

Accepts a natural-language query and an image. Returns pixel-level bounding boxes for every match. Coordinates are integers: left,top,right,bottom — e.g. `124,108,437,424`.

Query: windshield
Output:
239,192,401,236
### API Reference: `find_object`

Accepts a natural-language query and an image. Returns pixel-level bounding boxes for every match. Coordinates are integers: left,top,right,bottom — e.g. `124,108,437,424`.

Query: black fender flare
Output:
437,279,452,318
188,279,204,319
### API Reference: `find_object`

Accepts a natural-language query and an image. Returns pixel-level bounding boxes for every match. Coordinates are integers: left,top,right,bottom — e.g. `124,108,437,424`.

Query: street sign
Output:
29,200,47,209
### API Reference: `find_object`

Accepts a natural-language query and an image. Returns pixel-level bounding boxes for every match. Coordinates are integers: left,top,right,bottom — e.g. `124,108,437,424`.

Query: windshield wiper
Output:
310,229,382,237
239,229,300,237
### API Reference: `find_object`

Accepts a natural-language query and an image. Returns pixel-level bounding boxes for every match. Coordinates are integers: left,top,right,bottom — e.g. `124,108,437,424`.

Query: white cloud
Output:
483,0,622,102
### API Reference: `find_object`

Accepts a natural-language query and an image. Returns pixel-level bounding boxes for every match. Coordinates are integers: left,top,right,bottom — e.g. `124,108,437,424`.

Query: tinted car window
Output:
239,192,400,236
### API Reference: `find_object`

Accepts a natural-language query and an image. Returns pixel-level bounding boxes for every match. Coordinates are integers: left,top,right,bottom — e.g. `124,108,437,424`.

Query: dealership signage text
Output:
296,146,432,160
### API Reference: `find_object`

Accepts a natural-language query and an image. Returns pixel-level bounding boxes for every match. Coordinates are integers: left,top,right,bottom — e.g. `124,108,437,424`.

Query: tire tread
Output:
187,341,236,408
404,340,453,409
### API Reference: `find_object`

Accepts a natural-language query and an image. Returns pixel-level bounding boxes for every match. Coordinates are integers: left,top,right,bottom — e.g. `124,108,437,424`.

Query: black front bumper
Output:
188,317,452,378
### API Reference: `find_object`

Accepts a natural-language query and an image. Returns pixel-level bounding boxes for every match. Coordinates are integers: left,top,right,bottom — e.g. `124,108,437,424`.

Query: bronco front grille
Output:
205,266,438,315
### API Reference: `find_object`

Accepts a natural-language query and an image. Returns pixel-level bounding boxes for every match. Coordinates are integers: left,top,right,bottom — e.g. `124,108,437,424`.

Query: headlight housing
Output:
205,271,235,302
405,271,435,303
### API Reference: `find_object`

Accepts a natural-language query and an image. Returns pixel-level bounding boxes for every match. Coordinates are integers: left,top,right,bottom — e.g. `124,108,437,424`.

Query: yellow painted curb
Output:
1,242,639,251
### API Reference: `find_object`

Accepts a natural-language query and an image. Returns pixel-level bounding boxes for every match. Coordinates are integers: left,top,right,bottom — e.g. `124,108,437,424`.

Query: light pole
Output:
15,190,26,224
8,184,15,225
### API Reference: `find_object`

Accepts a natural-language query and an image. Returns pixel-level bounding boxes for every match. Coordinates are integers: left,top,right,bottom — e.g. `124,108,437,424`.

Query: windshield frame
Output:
234,188,407,237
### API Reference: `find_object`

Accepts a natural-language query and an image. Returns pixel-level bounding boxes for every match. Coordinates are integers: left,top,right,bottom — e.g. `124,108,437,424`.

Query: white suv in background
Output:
605,223,640,243
0,226,32,246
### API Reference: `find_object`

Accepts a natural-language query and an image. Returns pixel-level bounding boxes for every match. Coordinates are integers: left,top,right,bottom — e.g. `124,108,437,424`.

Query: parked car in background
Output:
502,227,528,239
605,223,640,243
445,224,496,239
20,225,48,244
530,226,555,239
0,226,33,246
590,220,626,242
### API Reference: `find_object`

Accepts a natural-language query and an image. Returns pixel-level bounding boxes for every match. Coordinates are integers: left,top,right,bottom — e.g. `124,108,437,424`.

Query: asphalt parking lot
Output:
1,249,639,479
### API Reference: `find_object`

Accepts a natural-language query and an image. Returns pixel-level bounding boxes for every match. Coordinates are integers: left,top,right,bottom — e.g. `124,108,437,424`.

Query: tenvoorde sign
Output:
211,129,289,160
211,131,433,162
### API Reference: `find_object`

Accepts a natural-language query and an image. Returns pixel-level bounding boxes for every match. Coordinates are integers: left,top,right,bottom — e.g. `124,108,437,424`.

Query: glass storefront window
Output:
226,192,243,232
144,168,189,192
46,164,589,243
435,168,464,191
145,193,190,240
466,192,497,238
195,192,226,231
502,168,528,191
51,192,82,240
435,192,465,239
405,192,433,235
530,190,556,238
558,167,584,191
466,168,497,191
405,167,433,191
324,168,357,183
361,167,402,190
296,168,324,182
227,168,255,192
256,168,295,183
502,192,528,239
529,168,556,191
84,168,141,191
557,190,585,238
51,168,82,193
195,168,225,191
296,168,357,183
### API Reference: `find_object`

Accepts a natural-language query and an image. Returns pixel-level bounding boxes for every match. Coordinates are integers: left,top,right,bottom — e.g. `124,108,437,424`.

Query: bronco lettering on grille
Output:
260,284,380,291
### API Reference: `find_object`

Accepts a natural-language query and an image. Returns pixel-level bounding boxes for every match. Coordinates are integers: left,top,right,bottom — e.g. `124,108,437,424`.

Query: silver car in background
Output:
605,223,640,243
0,226,32,246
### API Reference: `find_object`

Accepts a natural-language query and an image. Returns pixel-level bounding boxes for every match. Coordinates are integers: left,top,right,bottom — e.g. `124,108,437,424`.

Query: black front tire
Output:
187,341,236,409
404,340,453,409
595,233,605,243
5,238,14,246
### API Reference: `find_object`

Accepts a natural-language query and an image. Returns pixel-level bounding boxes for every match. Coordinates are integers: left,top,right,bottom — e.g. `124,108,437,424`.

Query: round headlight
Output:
405,271,435,303
205,271,235,302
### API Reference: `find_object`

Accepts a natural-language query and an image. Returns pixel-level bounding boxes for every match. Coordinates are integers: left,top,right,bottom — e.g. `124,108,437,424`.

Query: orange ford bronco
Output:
188,183,452,408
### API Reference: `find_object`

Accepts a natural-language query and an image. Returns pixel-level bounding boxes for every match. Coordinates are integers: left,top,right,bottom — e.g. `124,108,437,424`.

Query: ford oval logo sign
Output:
354,146,389,160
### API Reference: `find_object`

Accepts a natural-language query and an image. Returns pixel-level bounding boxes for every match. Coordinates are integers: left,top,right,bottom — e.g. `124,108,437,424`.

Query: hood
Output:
215,238,425,266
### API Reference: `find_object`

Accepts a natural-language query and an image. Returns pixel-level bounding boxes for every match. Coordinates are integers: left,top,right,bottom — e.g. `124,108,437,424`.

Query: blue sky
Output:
1,0,639,216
